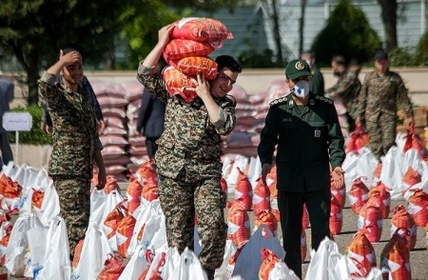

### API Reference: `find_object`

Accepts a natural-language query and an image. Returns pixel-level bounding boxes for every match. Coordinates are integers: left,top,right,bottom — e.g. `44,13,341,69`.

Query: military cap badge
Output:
295,61,305,70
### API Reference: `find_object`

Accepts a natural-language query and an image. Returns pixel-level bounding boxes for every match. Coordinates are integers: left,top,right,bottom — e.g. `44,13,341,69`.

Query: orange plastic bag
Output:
126,177,143,214
97,253,126,280
227,199,250,248
407,190,428,227
163,39,215,62
345,230,376,278
171,18,233,45
358,197,382,243
380,231,411,280
252,178,271,213
175,56,218,80
162,66,198,103
234,168,252,211
369,182,391,219
403,125,424,157
348,177,369,215
116,214,137,258
345,125,369,155
391,205,417,250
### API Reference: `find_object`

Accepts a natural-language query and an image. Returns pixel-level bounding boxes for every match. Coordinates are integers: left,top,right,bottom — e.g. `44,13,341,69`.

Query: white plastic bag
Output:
118,245,150,280
214,240,236,279
170,247,207,280
268,261,299,280
38,184,60,226
232,224,285,280
5,215,31,276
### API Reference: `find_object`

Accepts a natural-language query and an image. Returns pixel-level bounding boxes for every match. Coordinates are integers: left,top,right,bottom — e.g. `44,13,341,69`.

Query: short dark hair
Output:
349,58,361,67
215,55,242,73
374,49,388,61
332,55,346,66
59,48,78,59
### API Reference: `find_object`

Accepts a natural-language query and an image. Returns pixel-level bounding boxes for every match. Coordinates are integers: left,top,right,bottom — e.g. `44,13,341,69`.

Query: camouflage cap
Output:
285,59,312,80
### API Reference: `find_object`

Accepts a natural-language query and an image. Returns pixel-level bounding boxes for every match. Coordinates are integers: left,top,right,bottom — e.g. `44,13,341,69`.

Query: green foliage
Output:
414,31,428,66
9,105,52,145
311,0,382,67
388,47,415,67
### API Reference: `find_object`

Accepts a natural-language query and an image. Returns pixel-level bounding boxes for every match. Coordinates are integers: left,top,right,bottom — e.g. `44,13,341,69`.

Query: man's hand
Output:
59,50,82,66
331,166,344,189
261,163,271,186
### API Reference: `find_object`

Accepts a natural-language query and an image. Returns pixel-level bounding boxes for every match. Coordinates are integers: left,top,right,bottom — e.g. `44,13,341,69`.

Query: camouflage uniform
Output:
356,70,413,160
38,72,101,258
137,63,235,270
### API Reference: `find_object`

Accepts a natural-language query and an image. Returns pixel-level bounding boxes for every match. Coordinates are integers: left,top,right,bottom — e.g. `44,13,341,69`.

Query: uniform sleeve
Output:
396,76,413,118
327,75,353,100
38,72,62,109
327,104,345,169
137,61,169,103
355,74,369,118
212,101,236,135
257,108,279,166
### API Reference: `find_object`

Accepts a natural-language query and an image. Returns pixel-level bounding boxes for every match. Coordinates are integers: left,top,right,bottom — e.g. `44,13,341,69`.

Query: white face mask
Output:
293,80,310,99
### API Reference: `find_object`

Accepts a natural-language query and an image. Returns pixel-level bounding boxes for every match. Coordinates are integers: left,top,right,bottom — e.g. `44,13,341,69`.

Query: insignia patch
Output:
295,61,305,70
289,100,294,105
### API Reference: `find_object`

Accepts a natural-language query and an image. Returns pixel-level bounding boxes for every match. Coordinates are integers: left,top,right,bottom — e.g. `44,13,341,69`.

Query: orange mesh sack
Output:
403,126,424,156
380,232,411,280
31,188,44,210
348,177,369,215
175,56,218,80
72,239,84,268
358,197,382,243
369,182,391,219
234,168,252,211
345,125,369,155
162,66,198,103
254,209,277,236
171,18,234,45
372,162,383,183
227,199,251,248
390,205,417,250
97,253,126,280
330,195,343,235
252,178,271,213
163,39,215,62
331,180,346,208
141,178,158,203
407,190,428,227
136,160,158,183
0,174,22,199
345,230,376,278
302,203,309,229
104,176,120,194
258,248,281,280
104,205,126,239
116,214,136,258
402,166,421,194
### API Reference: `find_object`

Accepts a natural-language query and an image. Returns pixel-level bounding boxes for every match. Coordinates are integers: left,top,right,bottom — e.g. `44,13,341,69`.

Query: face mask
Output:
305,59,311,68
293,80,310,98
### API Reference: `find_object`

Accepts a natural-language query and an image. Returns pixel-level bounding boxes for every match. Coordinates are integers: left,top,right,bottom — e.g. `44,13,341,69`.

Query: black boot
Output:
203,267,215,280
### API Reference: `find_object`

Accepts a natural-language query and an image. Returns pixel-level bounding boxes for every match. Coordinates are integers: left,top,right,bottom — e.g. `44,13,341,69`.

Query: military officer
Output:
257,59,345,279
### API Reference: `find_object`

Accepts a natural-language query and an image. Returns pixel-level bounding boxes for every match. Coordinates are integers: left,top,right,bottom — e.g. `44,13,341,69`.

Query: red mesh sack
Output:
380,231,411,280
116,214,137,258
227,199,251,248
104,176,120,194
369,182,391,219
163,39,215,62
331,180,346,208
141,177,158,203
234,168,252,211
0,174,22,199
330,195,343,235
171,18,234,46
97,253,126,280
31,188,44,210
345,125,369,155
402,166,421,194
72,239,84,268
258,248,281,280
252,178,271,213
348,177,369,215
126,176,143,214
407,190,428,227
372,162,383,183
345,230,376,278
175,56,218,80
390,205,417,250
403,125,424,157
162,66,198,103
358,197,382,243
104,204,126,239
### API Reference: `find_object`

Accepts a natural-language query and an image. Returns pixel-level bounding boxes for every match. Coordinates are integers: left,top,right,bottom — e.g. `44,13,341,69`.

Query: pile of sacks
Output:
162,17,233,103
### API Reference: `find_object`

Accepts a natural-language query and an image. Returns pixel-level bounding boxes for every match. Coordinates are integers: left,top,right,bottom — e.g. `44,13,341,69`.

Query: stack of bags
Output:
162,17,233,102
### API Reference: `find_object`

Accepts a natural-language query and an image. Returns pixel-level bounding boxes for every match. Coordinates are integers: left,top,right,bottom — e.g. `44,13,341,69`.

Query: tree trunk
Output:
378,0,398,51
270,0,283,64
299,0,307,56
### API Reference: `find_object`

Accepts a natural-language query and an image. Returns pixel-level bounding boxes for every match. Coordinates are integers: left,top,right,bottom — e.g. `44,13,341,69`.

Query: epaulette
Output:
315,95,333,104
269,96,288,106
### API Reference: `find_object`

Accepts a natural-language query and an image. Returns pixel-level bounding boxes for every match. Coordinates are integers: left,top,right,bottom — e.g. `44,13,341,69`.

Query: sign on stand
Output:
3,112,33,164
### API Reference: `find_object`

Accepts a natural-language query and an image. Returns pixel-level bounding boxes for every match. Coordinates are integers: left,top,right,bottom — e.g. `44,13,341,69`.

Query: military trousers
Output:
366,114,396,160
158,168,227,270
53,175,91,260
277,188,331,279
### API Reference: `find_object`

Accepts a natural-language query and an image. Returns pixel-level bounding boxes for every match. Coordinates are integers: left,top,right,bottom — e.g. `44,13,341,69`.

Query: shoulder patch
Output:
269,96,288,106
315,95,333,104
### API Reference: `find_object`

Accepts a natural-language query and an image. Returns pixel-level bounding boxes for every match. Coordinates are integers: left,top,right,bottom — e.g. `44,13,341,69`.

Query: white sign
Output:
3,112,33,131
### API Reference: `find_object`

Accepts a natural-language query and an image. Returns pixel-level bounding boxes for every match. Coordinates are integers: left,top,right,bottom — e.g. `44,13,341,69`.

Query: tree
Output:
311,0,382,67
299,0,307,56
377,0,398,51
0,0,130,105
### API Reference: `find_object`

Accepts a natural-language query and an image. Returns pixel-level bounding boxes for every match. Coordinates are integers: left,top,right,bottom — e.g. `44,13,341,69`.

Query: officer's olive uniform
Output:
258,93,344,278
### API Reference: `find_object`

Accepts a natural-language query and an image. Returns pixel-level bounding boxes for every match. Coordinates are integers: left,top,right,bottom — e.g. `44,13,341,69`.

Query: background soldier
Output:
301,50,325,96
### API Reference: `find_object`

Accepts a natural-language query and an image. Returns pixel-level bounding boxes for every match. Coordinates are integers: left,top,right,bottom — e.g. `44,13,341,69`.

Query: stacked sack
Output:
162,17,233,102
